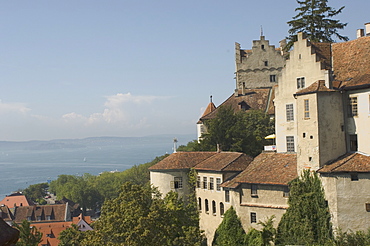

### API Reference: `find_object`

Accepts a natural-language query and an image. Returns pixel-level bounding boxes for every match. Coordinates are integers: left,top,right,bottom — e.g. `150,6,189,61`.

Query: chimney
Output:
357,29,364,38
365,23,370,36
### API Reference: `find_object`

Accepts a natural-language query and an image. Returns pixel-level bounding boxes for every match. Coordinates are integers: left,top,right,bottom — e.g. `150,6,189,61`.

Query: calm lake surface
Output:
0,135,194,200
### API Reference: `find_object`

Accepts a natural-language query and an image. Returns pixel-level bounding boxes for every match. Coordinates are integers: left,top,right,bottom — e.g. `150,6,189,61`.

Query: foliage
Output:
58,224,85,246
198,106,273,157
244,228,263,246
276,170,333,245
212,207,246,246
286,0,348,50
48,154,168,211
22,183,48,202
82,182,204,246
258,215,276,245
14,220,42,246
334,228,370,246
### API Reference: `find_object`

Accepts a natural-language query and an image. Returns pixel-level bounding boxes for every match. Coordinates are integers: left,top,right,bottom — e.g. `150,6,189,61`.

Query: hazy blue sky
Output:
0,0,368,141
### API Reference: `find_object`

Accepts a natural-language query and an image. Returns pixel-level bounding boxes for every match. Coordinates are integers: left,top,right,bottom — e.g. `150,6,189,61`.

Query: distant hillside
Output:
0,134,195,151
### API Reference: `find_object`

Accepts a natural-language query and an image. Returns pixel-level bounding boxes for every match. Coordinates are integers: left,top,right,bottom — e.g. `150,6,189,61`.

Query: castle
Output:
150,23,370,244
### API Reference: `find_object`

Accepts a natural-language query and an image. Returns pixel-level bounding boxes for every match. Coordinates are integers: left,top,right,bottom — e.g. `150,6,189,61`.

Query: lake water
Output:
0,135,194,200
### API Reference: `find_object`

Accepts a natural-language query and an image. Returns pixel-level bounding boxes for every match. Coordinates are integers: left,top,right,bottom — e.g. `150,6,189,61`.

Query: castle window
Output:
216,178,221,191
351,173,359,181
209,177,214,190
196,176,200,188
270,75,276,82
264,61,268,66
251,184,258,197
251,212,257,223
220,202,225,216
205,199,209,213
349,97,358,117
283,187,290,197
366,203,370,212
203,177,207,189
174,177,183,189
297,77,305,89
198,198,202,211
350,134,358,152
304,99,310,119
212,200,216,215
286,104,294,121
286,136,295,152
225,189,230,203
261,45,265,49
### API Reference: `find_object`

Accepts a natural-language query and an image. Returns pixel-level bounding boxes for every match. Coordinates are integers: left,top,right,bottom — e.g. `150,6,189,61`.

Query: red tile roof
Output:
200,88,275,121
149,152,217,170
0,205,13,222
194,152,253,172
332,36,370,88
223,152,297,188
0,193,33,208
33,221,73,246
311,42,332,70
295,80,336,95
318,153,370,173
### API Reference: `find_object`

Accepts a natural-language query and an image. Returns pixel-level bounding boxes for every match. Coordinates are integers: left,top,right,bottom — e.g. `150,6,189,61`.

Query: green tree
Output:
84,181,203,246
334,228,370,246
22,183,48,202
200,106,273,157
286,0,348,50
212,207,246,246
58,224,85,246
276,170,333,245
14,220,42,246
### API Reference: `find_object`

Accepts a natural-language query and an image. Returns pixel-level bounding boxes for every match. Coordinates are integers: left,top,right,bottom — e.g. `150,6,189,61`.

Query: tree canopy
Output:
190,106,273,157
83,182,204,246
212,206,246,246
14,220,42,246
286,0,348,50
48,154,168,211
276,170,333,245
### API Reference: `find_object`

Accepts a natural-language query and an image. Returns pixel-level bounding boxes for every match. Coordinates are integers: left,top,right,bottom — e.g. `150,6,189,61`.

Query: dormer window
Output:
239,101,249,111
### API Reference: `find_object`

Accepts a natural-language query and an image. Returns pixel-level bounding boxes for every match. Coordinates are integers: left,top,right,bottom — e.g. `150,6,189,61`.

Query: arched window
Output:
212,200,216,215
198,197,202,211
220,202,224,216
205,199,209,213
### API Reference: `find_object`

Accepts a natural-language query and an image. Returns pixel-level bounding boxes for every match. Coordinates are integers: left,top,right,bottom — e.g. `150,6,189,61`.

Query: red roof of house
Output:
194,152,253,172
332,36,370,89
200,88,275,121
295,80,337,95
33,221,73,246
0,193,33,208
14,204,68,223
318,153,370,173
149,152,217,170
222,152,297,188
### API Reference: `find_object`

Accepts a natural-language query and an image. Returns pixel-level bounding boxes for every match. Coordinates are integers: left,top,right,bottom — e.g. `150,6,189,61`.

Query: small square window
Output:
209,177,214,190
174,177,183,189
251,184,258,197
283,187,290,197
250,212,257,223
286,136,295,152
225,189,230,203
264,61,268,66
203,177,208,189
351,173,358,181
216,178,221,191
366,203,370,212
270,75,276,82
